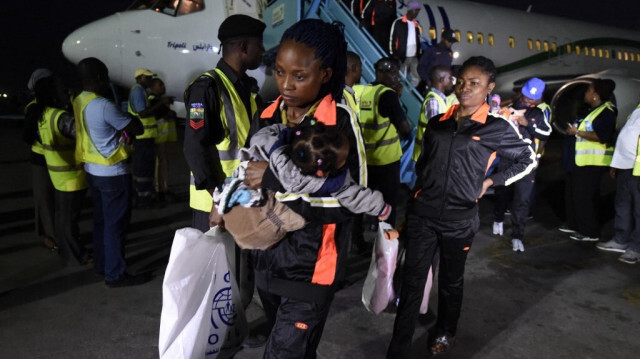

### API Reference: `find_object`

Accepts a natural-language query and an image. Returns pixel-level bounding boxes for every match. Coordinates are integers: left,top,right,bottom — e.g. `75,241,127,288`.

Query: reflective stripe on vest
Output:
342,88,358,114
148,94,177,143
38,107,86,191
357,84,402,166
187,69,256,212
25,100,45,155
128,84,157,139
74,91,130,166
534,102,552,155
413,90,449,161
575,101,615,167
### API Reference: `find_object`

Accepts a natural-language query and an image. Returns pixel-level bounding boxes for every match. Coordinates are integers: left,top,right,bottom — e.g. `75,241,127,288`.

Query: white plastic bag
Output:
362,222,399,314
159,227,248,359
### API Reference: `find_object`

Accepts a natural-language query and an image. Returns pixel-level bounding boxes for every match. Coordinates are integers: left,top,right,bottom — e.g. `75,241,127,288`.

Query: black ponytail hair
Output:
280,19,347,102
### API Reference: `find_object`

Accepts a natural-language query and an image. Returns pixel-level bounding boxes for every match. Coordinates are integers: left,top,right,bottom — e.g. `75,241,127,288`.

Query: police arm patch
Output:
189,102,205,130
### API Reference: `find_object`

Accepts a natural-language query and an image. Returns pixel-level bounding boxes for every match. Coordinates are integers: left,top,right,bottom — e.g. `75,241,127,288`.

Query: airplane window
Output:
128,0,155,10
477,33,484,45
637,53,640,62
604,49,610,58
584,46,589,56
527,39,533,51
575,45,581,55
467,31,474,44
566,44,572,54
488,34,494,46
154,0,204,16
429,27,437,40
598,49,603,58
591,48,596,57
543,41,549,52
617,51,622,60
535,40,541,51
551,42,557,52
624,51,629,61
509,36,515,48
631,53,636,61
454,30,461,42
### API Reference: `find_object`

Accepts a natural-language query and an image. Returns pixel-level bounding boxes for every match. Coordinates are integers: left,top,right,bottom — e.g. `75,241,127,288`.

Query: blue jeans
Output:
87,173,132,281
613,169,640,252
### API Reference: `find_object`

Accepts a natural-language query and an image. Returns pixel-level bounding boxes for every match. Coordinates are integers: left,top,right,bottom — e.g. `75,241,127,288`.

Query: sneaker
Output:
618,249,640,264
569,233,599,242
558,225,576,233
596,239,628,253
512,238,524,252
105,273,151,288
492,222,503,236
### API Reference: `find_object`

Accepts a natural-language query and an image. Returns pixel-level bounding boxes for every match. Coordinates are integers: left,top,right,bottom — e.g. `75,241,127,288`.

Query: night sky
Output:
1,0,638,107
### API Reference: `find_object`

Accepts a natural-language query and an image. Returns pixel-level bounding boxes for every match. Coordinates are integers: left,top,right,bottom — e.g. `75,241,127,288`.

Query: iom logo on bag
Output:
211,271,237,329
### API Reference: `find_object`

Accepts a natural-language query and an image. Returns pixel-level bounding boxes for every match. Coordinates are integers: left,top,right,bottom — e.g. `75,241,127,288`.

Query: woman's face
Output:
584,83,597,104
274,40,332,108
455,65,495,109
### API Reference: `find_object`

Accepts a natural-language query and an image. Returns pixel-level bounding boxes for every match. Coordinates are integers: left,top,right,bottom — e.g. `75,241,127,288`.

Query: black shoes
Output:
105,273,152,288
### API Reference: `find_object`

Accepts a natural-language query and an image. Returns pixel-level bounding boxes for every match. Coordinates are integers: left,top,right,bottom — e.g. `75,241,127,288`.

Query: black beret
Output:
218,14,266,42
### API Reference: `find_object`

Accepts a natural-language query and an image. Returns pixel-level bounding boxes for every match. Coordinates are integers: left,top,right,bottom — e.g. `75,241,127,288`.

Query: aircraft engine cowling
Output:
550,71,640,134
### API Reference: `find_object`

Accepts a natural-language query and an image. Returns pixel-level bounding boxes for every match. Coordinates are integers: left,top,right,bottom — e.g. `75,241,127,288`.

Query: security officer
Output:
183,14,265,231
417,28,458,94
183,15,265,335
413,65,453,161
354,57,411,227
128,68,172,206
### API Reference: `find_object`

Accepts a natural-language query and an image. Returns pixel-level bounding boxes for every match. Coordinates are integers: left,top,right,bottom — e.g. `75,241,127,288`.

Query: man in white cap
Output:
389,1,422,86
492,77,547,252
128,67,173,207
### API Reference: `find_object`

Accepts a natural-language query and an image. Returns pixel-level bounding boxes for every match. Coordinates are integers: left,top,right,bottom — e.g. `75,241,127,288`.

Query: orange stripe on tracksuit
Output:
312,224,338,285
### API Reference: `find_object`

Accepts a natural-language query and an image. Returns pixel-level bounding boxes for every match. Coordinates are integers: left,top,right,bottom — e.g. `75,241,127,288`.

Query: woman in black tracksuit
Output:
387,56,537,357
242,19,368,359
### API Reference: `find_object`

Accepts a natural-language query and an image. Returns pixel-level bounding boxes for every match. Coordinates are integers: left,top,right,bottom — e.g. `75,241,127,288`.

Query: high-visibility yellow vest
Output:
535,102,552,155
74,91,131,166
148,94,177,143
38,107,87,191
446,93,458,108
575,101,615,167
413,90,449,161
187,68,257,212
356,84,402,166
128,83,158,139
342,87,359,114
25,99,45,155
634,135,640,176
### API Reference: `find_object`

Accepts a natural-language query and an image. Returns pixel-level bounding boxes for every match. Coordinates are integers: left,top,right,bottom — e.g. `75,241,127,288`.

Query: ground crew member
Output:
74,57,146,287
23,68,57,252
492,77,549,251
34,75,90,265
413,65,453,161
354,57,411,227
149,78,177,202
128,68,171,206
417,28,458,94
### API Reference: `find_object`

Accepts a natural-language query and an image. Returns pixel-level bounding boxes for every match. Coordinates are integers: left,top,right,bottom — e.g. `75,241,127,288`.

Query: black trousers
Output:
493,169,536,240
258,288,334,359
133,138,156,198
387,214,478,359
54,189,88,265
568,165,607,237
612,169,640,252
367,161,400,227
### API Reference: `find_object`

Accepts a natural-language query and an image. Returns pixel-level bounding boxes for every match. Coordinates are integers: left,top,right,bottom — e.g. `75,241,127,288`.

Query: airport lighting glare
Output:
453,51,460,59
181,49,190,54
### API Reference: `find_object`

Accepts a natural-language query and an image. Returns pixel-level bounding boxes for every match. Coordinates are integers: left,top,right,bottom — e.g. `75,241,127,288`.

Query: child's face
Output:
274,40,332,109
151,80,165,96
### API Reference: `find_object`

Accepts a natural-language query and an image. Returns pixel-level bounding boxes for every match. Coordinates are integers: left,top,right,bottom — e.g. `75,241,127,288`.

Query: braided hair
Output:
280,19,347,102
289,123,349,177
459,56,497,83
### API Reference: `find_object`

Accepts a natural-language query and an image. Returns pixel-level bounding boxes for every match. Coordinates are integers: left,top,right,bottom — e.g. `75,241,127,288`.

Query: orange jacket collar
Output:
440,103,490,124
260,94,337,126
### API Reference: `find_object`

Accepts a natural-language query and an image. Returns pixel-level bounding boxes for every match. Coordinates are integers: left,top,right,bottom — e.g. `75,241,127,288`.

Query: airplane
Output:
62,0,640,131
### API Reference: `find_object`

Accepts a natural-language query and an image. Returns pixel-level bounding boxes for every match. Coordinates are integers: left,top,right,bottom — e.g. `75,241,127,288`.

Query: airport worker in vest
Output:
354,57,411,227
23,68,58,252
417,28,457,95
343,51,362,114
389,1,422,86
34,75,91,266
183,14,265,232
565,79,617,242
412,65,453,161
596,101,640,264
148,78,177,202
74,57,146,287
492,77,549,252
128,68,172,207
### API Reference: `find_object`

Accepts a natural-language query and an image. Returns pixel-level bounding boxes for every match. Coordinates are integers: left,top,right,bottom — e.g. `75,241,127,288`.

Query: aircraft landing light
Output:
453,51,460,59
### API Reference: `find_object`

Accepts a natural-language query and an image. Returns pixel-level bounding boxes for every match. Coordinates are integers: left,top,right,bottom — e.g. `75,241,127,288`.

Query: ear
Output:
487,82,496,94
321,68,333,84
239,39,249,54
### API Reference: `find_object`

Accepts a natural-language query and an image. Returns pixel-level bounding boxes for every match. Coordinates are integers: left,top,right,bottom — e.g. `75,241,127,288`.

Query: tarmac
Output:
0,121,639,359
